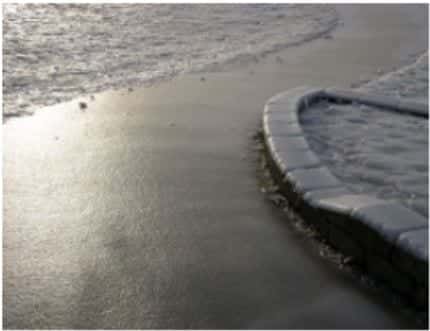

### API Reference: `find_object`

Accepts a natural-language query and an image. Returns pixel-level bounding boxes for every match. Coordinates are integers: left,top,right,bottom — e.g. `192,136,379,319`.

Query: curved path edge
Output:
262,86,428,308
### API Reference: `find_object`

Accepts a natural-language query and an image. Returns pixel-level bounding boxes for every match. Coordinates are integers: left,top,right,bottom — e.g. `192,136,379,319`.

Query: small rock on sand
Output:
79,102,87,110
268,193,286,206
342,256,354,265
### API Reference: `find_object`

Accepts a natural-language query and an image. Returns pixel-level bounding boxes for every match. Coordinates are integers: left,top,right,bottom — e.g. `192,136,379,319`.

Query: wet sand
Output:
3,4,428,329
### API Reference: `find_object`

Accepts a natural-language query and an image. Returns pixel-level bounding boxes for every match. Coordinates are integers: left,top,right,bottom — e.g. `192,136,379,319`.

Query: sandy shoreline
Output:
3,4,428,329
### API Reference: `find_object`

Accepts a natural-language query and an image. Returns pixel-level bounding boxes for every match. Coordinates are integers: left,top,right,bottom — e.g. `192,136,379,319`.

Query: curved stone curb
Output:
325,88,428,118
262,86,428,308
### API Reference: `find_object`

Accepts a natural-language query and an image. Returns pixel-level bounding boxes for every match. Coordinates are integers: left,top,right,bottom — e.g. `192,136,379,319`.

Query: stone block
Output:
324,88,427,118
317,194,386,214
303,187,352,207
286,167,342,195
263,115,297,135
266,121,302,137
397,227,429,262
268,135,307,157
298,187,352,236
351,203,427,256
398,100,428,117
278,177,300,207
263,148,285,184
264,106,298,120
276,149,320,172
313,194,386,234
393,228,428,285
277,136,309,151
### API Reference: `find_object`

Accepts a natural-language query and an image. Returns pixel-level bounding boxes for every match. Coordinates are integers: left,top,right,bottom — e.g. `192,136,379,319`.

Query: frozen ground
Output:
3,4,337,116
301,54,428,217
359,53,428,104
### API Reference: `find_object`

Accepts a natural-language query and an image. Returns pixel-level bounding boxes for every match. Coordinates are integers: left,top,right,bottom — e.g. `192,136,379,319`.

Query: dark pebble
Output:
79,102,87,110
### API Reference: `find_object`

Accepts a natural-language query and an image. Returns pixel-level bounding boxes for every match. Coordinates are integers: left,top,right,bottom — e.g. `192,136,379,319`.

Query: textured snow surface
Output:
301,55,428,217
3,4,337,115
359,53,428,104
